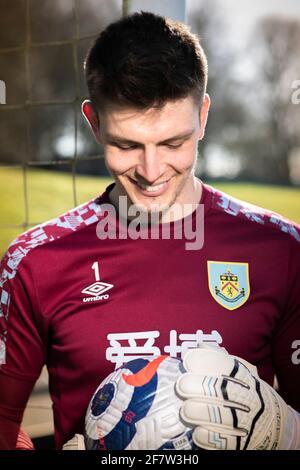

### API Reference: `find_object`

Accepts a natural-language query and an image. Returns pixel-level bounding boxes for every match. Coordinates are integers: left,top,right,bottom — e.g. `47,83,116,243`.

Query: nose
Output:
136,144,164,184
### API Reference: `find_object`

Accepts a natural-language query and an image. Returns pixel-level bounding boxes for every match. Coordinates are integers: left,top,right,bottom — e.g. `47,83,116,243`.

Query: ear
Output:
198,93,210,140
81,100,102,144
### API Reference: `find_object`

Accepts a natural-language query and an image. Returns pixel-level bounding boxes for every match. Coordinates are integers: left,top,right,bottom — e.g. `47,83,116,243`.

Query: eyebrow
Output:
105,129,195,146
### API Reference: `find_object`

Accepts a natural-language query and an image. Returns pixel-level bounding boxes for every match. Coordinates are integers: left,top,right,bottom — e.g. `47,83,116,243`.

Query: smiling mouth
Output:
129,177,170,194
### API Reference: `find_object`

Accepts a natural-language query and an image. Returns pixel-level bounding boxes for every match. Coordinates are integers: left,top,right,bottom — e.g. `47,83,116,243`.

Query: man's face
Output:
83,94,210,213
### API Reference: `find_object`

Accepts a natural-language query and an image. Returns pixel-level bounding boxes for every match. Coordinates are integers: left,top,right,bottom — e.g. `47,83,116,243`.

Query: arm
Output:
272,235,300,413
0,373,35,449
0,246,46,449
176,228,300,450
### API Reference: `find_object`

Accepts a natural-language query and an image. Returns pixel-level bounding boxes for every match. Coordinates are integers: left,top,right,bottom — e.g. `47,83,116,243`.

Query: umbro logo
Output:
82,261,113,303
82,281,113,297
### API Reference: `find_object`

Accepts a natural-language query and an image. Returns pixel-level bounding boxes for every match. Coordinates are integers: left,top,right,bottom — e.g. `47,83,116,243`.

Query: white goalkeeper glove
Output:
62,434,85,450
176,344,300,450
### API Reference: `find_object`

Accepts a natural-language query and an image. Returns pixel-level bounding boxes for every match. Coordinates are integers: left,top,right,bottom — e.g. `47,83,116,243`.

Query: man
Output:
0,12,299,450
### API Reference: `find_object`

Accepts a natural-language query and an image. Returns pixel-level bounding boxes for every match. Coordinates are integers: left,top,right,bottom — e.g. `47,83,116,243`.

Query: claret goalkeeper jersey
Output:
0,181,299,448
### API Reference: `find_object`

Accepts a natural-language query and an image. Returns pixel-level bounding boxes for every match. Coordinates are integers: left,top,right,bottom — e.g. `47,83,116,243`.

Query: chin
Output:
118,174,185,214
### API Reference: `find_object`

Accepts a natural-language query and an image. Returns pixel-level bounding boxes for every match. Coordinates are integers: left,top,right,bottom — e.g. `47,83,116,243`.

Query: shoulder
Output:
205,183,300,246
0,197,104,287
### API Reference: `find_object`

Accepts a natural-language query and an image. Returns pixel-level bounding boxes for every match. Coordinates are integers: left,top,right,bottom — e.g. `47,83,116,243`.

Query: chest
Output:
42,236,284,383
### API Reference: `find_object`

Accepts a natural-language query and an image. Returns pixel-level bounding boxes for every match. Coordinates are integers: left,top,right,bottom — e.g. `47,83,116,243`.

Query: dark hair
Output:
84,11,208,112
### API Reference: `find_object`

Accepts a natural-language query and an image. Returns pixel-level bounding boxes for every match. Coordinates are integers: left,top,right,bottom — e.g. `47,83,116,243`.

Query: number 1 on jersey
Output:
92,261,100,281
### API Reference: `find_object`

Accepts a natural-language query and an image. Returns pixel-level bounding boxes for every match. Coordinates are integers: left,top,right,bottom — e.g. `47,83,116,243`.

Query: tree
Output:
188,0,249,179
241,17,300,184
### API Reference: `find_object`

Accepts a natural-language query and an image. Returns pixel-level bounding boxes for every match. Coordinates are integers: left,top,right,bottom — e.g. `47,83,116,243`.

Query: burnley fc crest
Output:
207,261,250,311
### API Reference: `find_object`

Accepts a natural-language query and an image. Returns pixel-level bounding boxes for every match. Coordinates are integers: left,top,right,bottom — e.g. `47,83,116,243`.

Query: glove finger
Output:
176,373,250,412
183,348,257,384
192,426,243,451
183,348,236,376
63,434,86,450
180,398,248,434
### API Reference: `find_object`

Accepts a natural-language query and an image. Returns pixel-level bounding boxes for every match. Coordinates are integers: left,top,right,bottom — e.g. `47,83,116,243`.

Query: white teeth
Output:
137,182,165,192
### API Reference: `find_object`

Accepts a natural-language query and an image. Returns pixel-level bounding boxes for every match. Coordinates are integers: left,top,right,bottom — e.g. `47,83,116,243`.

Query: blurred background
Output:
0,0,300,448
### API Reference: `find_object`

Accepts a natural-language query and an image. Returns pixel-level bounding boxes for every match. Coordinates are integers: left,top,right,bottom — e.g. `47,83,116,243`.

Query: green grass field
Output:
1,167,299,255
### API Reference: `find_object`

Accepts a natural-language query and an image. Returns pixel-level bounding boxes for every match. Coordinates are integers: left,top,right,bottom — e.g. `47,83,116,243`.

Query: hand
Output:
176,344,300,450
62,434,86,450
16,428,34,450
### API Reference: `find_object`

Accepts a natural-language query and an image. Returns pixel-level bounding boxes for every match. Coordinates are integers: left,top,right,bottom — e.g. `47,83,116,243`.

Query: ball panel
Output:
84,355,200,450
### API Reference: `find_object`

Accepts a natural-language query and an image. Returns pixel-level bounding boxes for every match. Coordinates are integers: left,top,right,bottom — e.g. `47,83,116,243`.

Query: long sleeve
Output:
272,235,300,412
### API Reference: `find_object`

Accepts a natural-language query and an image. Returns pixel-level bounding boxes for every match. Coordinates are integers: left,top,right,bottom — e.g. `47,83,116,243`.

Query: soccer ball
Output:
84,355,200,450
